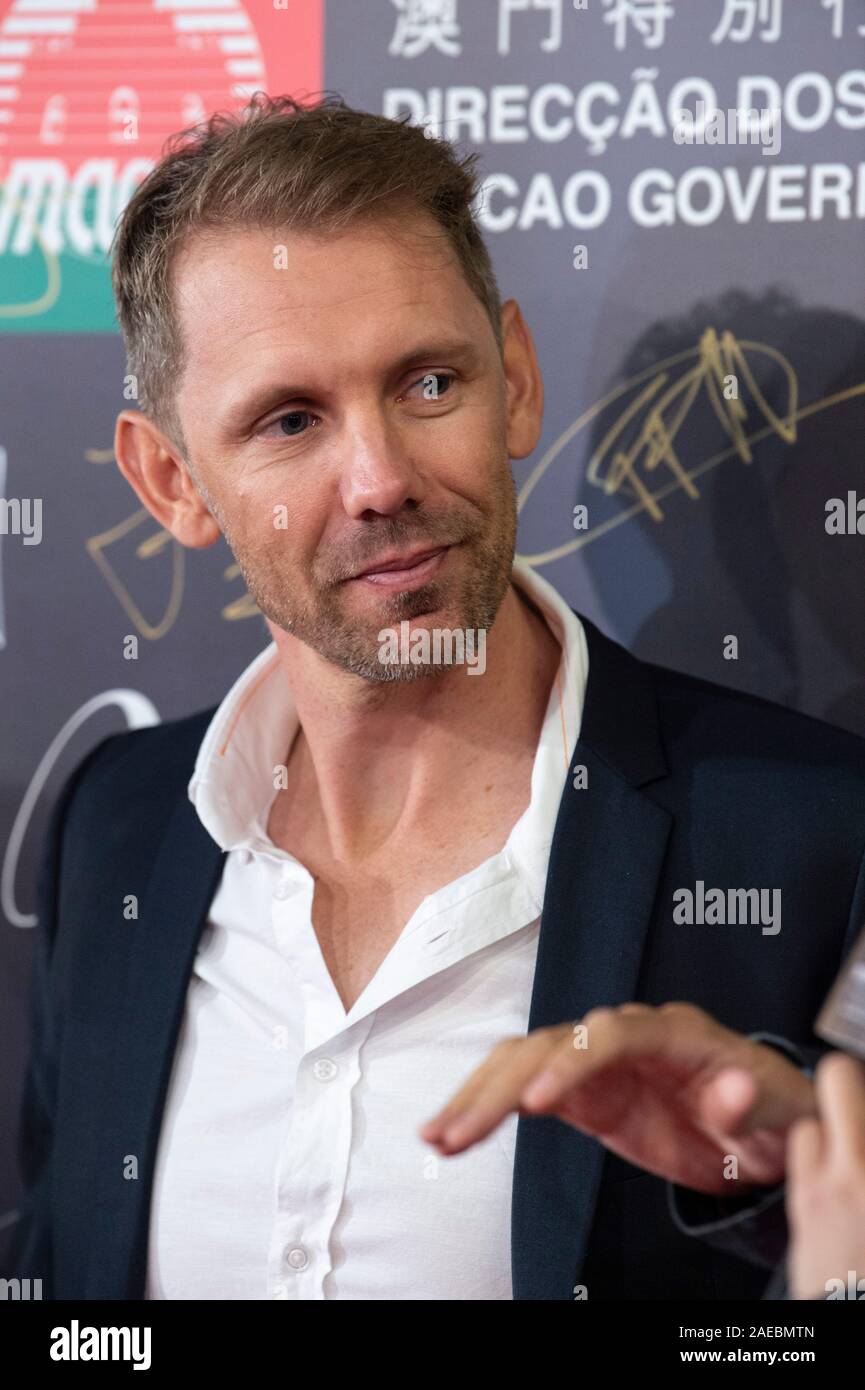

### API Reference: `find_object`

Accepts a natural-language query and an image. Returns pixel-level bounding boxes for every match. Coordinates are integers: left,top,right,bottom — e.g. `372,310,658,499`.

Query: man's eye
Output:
405,371,454,401
264,410,317,438
258,375,454,437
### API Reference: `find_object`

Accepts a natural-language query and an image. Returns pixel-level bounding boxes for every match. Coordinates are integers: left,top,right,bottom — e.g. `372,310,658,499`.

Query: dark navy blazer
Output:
9,614,865,1300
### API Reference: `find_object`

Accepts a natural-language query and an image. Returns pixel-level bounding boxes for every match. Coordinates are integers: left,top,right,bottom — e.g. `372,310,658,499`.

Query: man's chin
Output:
305,640,446,685
313,606,485,684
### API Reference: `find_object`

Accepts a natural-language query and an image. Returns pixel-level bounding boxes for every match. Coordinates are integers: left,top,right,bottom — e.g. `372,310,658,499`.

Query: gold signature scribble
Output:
85,509,185,641
517,327,865,567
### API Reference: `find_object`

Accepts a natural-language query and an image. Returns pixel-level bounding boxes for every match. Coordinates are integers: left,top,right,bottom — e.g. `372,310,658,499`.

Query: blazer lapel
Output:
80,791,225,1299
511,615,673,1300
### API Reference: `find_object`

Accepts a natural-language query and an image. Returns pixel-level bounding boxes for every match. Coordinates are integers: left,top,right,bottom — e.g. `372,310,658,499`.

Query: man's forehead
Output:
172,218,484,383
172,214,462,310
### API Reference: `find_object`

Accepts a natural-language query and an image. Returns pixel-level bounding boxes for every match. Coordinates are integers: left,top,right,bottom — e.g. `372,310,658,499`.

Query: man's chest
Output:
305,822,523,1010
268,784,535,1010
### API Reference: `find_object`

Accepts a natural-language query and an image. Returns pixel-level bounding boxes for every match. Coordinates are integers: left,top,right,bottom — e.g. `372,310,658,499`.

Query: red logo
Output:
0,0,323,279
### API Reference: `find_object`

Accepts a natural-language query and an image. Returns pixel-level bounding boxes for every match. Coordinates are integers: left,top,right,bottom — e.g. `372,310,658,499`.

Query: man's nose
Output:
338,414,428,519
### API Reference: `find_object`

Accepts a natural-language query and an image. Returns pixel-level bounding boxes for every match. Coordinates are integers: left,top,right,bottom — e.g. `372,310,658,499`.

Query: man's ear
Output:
113,410,221,548
500,298,544,462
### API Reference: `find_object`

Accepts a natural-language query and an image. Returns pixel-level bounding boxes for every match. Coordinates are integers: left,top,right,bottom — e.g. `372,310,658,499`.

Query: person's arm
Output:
4,735,119,1293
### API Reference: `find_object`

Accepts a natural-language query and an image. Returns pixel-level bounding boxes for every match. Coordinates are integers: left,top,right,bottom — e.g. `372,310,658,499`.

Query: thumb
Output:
700,1067,761,1136
701,1061,815,1137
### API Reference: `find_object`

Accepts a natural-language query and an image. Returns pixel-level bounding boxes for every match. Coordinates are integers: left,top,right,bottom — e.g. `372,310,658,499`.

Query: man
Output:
9,93,865,1300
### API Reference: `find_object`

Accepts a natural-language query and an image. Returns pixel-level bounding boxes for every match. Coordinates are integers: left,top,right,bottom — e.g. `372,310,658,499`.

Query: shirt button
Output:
274,879,294,901
236,848,252,865
312,1057,338,1082
284,1245,309,1271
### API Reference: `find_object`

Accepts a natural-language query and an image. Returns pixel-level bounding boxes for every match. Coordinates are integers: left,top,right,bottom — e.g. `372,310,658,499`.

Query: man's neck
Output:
265,580,562,866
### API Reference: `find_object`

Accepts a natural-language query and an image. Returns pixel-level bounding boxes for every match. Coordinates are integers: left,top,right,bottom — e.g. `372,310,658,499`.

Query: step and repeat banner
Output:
1,0,864,1249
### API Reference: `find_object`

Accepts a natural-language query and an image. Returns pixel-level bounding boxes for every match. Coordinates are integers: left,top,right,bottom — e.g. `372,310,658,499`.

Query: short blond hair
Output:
110,91,502,456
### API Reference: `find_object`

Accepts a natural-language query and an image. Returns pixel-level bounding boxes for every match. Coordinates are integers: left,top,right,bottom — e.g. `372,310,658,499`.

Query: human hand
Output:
787,1051,865,1300
420,1002,815,1194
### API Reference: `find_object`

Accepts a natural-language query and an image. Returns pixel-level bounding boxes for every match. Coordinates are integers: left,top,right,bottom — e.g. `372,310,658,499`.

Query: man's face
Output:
171,212,518,680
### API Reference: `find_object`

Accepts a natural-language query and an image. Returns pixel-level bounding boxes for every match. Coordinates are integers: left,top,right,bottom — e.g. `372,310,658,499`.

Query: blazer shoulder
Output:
578,611,865,781
645,654,865,777
61,704,218,832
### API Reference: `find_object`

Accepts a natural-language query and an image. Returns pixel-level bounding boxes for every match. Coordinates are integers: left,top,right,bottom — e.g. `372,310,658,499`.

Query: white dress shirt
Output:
144,559,589,1300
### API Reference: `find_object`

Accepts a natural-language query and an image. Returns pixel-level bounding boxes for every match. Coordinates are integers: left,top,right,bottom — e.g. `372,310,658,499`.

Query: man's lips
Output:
345,545,450,589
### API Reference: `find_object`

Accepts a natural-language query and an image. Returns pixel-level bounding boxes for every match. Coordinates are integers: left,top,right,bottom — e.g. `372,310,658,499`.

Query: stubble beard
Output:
206,468,518,684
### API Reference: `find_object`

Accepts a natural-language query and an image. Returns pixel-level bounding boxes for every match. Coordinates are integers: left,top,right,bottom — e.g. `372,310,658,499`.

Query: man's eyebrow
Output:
219,338,483,435
392,339,482,371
